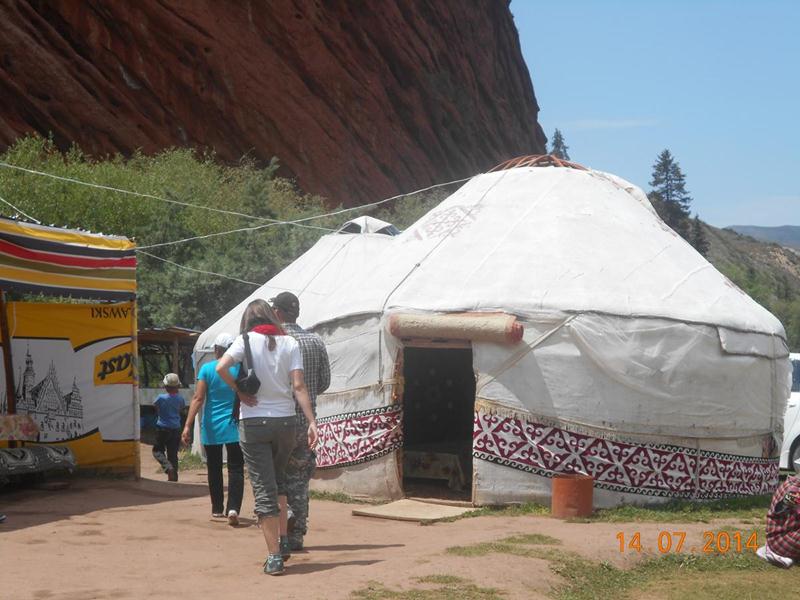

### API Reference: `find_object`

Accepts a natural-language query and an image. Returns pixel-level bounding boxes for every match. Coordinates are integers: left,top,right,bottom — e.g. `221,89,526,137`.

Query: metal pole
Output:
0,290,17,448
132,301,141,479
0,290,16,414
171,338,179,375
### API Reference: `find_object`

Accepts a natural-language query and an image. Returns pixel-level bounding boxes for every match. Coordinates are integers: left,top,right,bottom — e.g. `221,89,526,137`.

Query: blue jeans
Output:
238,416,296,518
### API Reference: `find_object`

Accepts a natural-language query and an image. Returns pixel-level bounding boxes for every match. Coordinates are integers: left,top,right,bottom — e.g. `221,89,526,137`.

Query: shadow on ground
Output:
1,470,207,532
286,560,382,575
306,543,405,552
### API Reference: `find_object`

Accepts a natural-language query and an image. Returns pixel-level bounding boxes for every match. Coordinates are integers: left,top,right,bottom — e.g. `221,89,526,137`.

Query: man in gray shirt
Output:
271,291,330,551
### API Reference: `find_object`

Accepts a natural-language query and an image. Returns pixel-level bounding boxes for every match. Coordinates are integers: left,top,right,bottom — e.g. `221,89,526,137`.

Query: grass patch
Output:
177,449,204,471
504,533,561,545
583,496,771,524
430,502,549,524
446,533,561,558
351,576,503,600
430,496,769,525
467,502,550,518
550,554,632,600
416,575,465,585
549,549,782,600
308,489,381,504
639,565,800,599
445,529,794,599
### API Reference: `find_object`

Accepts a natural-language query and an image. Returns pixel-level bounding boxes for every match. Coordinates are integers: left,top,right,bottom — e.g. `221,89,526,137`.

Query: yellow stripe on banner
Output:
0,432,138,470
6,301,134,356
0,219,136,251
0,437,137,469
0,264,136,292
0,251,135,279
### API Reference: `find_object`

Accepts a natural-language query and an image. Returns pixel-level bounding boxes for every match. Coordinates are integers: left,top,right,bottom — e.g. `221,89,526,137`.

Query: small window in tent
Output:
338,221,399,235
376,224,400,236
339,222,362,234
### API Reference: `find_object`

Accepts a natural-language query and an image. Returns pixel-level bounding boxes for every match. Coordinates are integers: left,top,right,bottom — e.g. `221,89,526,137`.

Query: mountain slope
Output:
705,223,800,349
727,225,800,250
0,0,546,206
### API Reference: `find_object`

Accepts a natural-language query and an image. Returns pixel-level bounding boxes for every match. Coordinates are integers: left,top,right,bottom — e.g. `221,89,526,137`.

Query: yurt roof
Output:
195,227,396,353
304,164,785,339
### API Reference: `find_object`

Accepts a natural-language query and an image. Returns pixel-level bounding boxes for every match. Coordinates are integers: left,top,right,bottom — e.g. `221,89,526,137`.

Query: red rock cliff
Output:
0,0,546,205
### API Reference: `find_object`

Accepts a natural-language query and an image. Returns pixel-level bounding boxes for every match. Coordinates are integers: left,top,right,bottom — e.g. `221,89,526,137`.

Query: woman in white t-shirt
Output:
215,299,318,576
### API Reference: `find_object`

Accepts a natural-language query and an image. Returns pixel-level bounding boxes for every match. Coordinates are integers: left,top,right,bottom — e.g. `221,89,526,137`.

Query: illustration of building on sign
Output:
7,347,85,442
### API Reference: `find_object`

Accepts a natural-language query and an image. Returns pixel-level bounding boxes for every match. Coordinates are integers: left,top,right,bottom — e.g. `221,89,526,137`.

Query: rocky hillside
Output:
728,225,800,251
707,225,800,292
705,223,800,348
0,0,546,206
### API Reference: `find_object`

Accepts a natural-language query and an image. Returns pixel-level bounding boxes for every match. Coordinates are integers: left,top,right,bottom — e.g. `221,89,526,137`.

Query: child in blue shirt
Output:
152,373,186,482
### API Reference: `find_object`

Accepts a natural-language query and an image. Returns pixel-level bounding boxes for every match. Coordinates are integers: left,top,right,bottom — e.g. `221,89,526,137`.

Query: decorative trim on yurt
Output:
473,400,778,499
316,404,403,469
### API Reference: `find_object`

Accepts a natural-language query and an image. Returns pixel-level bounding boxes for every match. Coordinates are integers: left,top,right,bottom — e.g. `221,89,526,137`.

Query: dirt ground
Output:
2,445,755,600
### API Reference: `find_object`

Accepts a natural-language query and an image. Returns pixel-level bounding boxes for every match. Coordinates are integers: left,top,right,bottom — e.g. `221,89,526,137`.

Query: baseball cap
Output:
270,291,300,317
162,373,182,387
213,332,235,349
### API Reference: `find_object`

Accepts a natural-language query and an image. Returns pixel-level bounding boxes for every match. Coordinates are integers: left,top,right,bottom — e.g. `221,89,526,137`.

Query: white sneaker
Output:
757,544,794,568
227,510,239,527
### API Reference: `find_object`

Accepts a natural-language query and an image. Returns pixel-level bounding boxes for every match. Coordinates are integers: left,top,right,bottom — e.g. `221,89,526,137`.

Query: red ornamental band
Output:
473,409,778,499
315,404,403,469
313,404,777,499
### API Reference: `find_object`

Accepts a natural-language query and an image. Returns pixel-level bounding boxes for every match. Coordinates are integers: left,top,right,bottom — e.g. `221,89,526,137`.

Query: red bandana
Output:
250,324,285,336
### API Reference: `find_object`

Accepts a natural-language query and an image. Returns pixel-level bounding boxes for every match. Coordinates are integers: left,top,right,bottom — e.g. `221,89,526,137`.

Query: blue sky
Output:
510,0,799,227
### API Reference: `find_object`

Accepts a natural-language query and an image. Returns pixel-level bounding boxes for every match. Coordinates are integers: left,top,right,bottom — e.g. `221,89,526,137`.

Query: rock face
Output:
0,1,546,205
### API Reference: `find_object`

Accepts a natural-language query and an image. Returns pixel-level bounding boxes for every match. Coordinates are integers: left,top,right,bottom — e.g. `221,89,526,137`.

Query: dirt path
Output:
2,446,759,600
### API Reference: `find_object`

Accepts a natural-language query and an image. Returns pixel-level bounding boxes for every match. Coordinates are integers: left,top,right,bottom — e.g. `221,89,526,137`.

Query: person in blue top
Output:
152,373,186,482
182,333,244,525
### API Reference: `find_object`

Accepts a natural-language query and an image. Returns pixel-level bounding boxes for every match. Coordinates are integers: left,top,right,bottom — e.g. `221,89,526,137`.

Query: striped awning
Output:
0,217,136,300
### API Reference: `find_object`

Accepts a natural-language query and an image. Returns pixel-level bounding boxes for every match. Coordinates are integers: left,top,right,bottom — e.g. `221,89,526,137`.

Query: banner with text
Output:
0,301,137,470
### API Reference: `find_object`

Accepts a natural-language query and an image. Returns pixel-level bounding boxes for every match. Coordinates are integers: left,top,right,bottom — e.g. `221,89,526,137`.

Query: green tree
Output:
779,274,793,302
549,129,570,160
648,149,692,238
0,135,340,329
0,135,472,329
690,214,710,257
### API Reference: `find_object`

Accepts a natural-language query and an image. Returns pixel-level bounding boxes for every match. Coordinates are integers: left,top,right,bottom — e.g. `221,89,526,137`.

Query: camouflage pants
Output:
285,419,315,540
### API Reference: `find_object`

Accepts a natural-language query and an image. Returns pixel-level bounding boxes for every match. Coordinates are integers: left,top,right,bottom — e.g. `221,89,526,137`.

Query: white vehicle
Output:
781,353,800,471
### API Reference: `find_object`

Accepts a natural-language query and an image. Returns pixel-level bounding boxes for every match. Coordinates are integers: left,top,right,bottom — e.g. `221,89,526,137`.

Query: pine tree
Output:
690,214,710,257
649,149,692,238
550,129,570,160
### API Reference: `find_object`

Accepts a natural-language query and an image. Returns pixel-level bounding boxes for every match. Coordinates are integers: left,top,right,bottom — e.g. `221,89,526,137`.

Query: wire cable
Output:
0,160,330,231
137,219,307,249
0,192,41,223
0,189,260,287
0,159,472,250
290,177,472,224
137,250,260,286
137,176,472,250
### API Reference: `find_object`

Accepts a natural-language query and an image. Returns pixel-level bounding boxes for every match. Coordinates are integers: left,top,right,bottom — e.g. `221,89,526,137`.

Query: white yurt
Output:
197,156,790,507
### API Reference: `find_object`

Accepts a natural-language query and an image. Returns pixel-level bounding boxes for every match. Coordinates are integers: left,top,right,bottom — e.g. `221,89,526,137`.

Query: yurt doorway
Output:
401,345,476,501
